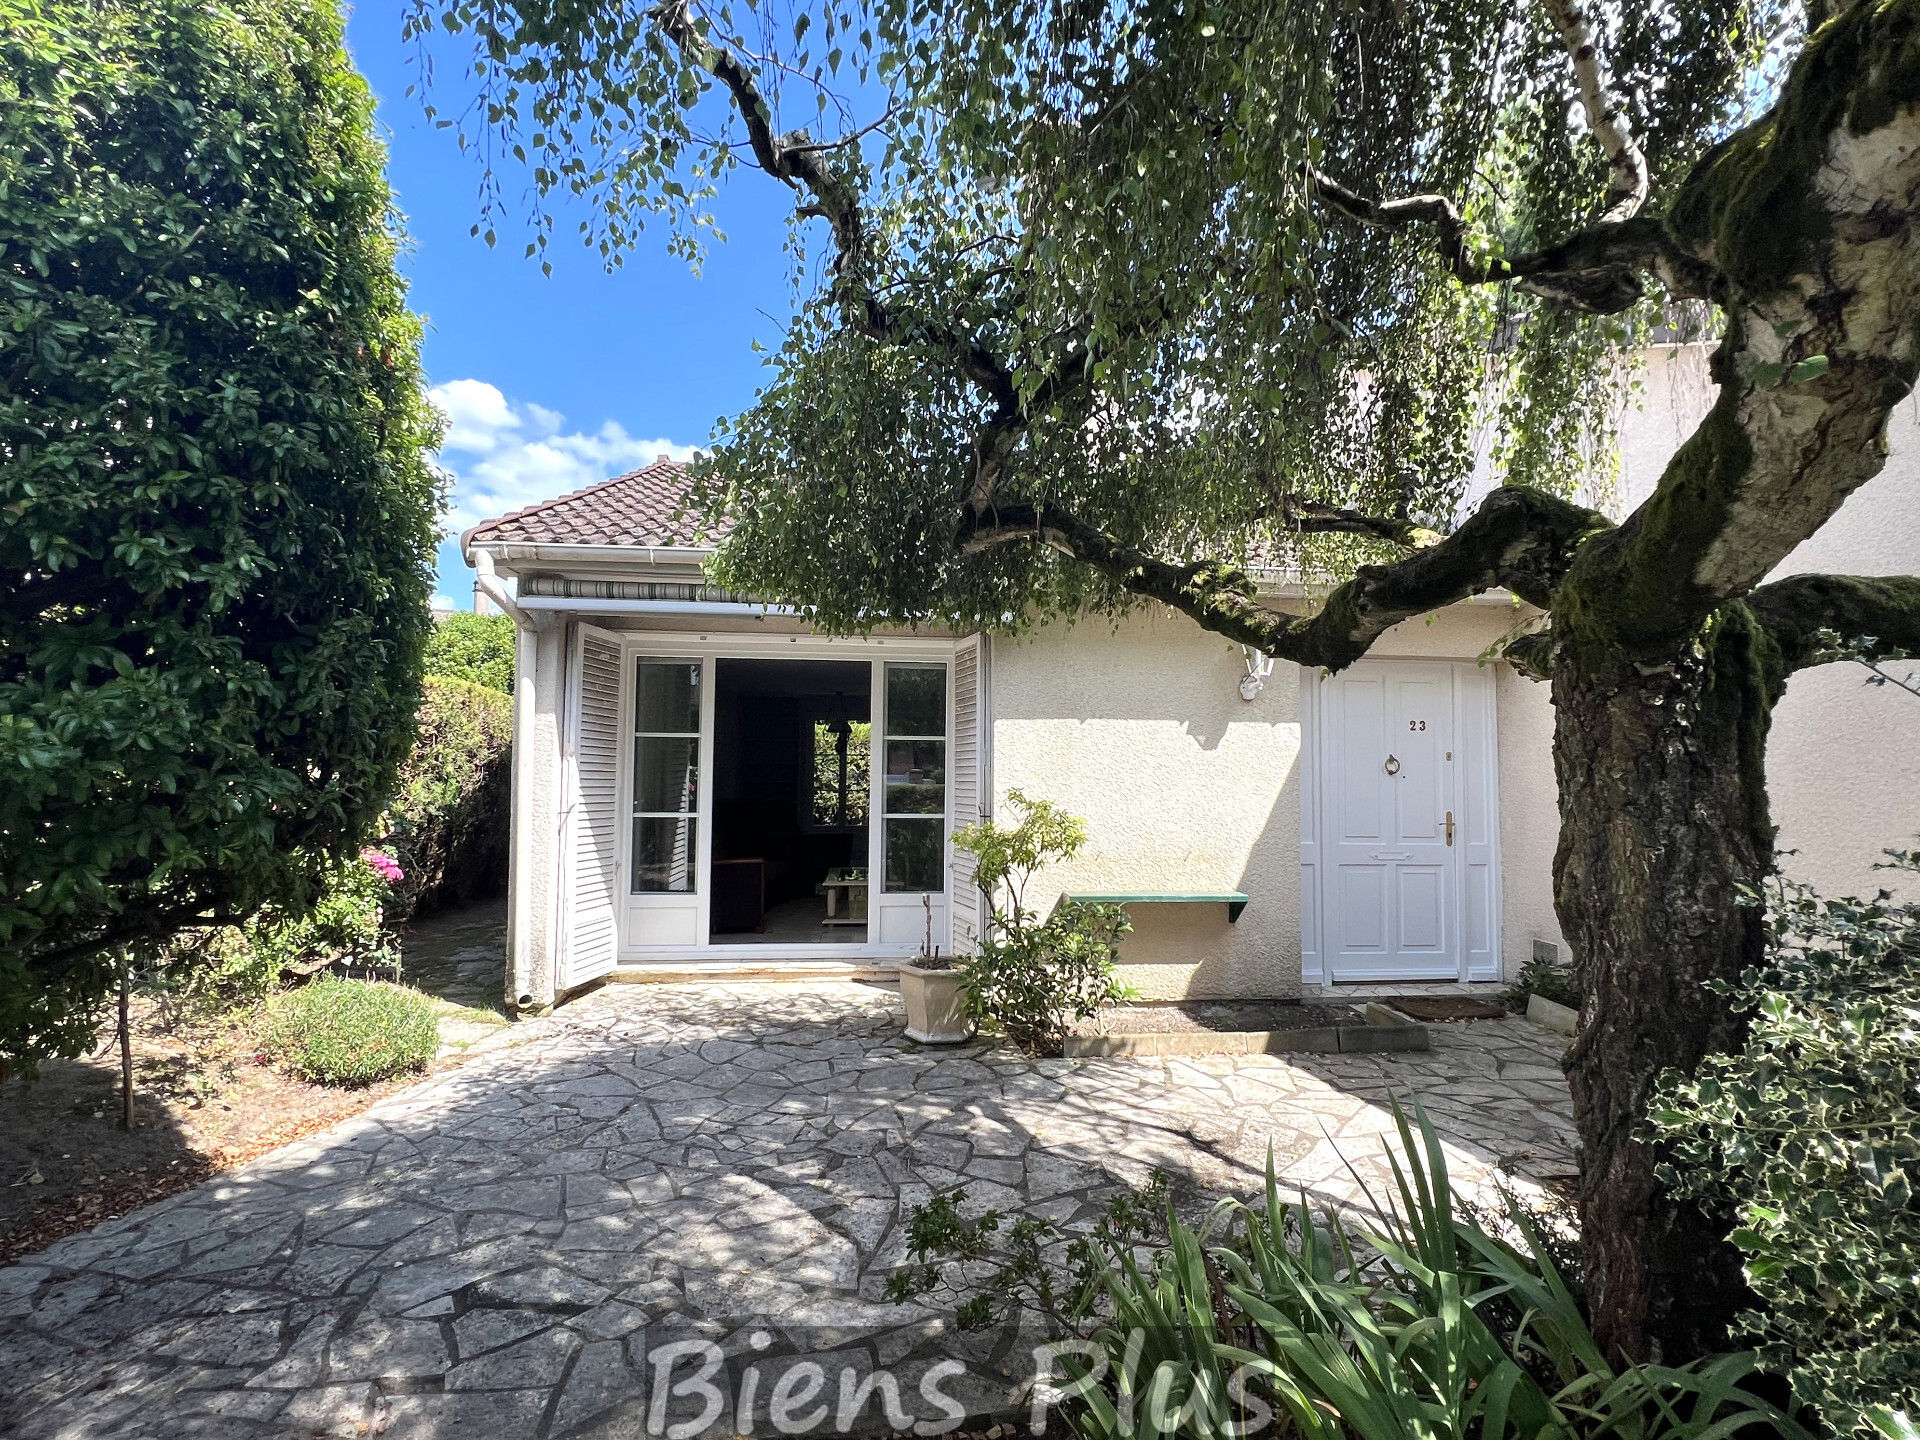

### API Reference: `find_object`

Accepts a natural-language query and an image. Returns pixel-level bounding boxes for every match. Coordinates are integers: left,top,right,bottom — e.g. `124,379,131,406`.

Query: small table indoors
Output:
819,867,869,926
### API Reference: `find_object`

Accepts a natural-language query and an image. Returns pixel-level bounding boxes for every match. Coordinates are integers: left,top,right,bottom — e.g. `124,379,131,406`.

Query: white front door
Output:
1323,662,1460,981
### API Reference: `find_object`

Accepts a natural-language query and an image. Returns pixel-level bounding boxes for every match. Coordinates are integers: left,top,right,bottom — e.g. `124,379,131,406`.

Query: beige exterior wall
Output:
991,610,1305,999
990,599,1553,997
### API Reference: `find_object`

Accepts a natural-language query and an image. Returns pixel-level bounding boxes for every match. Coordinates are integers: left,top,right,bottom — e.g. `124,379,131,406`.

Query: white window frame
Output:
879,660,950,897
628,657,704,896
611,630,959,963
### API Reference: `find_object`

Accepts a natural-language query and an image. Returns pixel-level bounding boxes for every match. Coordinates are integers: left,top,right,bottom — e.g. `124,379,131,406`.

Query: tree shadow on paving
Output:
0,983,1571,1440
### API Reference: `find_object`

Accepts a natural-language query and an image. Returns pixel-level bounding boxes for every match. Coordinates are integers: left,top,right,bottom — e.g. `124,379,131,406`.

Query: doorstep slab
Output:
607,961,899,985
1063,1023,1428,1057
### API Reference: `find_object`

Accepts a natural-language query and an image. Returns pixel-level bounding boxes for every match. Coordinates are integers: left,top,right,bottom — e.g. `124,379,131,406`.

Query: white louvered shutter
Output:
566,630,622,985
948,634,984,957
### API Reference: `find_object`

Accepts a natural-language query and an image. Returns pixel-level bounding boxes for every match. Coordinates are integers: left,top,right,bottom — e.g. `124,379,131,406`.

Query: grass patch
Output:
265,977,440,1086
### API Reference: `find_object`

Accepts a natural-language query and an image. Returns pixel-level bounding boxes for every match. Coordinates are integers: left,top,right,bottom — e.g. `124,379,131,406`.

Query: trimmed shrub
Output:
176,849,400,1008
266,976,439,1085
1650,854,1920,1436
952,790,1132,1053
424,611,515,694
224,853,395,1001
382,677,512,921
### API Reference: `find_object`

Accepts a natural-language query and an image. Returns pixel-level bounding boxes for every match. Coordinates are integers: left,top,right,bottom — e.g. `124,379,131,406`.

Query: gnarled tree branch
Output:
1260,494,1445,548
1560,0,1920,662
651,0,1021,412
1310,0,1717,313
1746,573,1920,674
652,0,1124,521
961,484,1610,670
1542,0,1648,226
1310,173,1717,311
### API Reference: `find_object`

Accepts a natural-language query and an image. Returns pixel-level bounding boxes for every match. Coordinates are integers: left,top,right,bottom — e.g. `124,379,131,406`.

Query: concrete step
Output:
607,960,901,985
1304,980,1509,1000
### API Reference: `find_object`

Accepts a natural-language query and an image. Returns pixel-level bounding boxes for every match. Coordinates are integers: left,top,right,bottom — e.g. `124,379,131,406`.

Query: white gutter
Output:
467,541,716,569
513,595,794,617
472,548,529,625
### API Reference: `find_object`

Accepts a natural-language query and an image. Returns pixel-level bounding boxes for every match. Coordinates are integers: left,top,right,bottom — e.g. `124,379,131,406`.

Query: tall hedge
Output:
0,0,441,1066
383,677,512,923
423,610,514,694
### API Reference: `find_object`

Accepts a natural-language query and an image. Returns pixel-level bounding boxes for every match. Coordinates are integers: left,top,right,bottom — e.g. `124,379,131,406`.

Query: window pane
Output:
885,818,944,893
635,736,699,814
883,739,945,815
811,720,871,828
886,664,945,737
636,659,701,734
632,816,697,892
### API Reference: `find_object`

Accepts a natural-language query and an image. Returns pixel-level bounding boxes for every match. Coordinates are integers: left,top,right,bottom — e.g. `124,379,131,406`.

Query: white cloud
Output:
429,379,701,532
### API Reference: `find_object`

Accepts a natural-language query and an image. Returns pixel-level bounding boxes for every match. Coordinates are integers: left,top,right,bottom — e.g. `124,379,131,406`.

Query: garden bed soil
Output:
0,996,503,1268
1378,995,1508,1023
1072,1000,1362,1035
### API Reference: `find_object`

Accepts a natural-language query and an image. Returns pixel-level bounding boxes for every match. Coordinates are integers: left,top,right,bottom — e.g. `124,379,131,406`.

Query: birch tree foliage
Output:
412,0,1790,629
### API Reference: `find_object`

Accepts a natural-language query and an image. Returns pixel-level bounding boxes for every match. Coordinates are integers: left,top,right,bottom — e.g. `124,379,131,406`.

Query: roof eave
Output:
461,539,718,571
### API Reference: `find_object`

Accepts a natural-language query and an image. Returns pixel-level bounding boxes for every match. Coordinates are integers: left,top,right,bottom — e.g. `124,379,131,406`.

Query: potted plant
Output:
899,896,973,1043
898,952,973,1044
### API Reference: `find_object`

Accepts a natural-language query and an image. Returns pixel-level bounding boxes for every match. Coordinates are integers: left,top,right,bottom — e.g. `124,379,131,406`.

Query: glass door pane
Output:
632,658,701,893
882,663,945,892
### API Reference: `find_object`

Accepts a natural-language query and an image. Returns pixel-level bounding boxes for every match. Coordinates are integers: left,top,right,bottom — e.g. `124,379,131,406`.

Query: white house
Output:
466,347,1920,1013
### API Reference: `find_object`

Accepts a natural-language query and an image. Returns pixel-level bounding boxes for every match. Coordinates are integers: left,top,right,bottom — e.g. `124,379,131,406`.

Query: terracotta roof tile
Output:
462,458,727,549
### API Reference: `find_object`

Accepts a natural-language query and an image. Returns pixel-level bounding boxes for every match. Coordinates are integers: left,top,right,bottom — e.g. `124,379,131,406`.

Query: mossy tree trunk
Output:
1549,607,1783,1358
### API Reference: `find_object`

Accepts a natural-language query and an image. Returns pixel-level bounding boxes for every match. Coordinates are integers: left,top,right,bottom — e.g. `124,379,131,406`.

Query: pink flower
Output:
359,849,405,884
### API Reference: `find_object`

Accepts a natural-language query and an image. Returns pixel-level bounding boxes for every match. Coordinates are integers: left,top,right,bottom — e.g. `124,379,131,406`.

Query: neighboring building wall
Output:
1622,346,1920,899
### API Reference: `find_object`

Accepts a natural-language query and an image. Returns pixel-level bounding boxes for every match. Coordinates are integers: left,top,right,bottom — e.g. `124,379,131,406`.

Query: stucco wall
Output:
991,600,1565,996
991,610,1304,999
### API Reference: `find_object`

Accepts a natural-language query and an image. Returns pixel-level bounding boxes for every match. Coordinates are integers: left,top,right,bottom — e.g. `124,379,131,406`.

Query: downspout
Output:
474,550,546,1015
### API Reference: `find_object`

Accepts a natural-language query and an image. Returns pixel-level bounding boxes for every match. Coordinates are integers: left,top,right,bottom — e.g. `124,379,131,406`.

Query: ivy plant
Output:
1650,854,1920,1434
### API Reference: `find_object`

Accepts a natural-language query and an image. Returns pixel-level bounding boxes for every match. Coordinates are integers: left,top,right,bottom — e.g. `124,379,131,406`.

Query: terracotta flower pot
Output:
897,963,974,1044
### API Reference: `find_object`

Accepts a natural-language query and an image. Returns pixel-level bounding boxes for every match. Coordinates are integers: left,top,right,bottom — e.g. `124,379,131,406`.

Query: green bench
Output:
1062,892,1250,923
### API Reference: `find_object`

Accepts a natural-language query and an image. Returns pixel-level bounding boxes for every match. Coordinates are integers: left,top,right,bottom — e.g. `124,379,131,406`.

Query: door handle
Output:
1445,811,1455,846
1383,754,1400,776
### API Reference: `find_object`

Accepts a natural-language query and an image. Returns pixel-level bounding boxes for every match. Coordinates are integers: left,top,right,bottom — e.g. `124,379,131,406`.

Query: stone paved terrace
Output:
0,982,1574,1440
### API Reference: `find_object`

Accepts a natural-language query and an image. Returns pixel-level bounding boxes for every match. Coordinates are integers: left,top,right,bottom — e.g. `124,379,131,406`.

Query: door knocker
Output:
1383,754,1401,776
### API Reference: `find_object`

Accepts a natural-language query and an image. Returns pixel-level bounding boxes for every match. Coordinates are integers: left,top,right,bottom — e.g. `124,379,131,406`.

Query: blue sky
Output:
342,3,798,606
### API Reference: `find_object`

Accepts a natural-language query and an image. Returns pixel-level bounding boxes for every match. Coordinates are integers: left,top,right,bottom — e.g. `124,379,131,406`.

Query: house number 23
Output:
1407,719,1427,731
